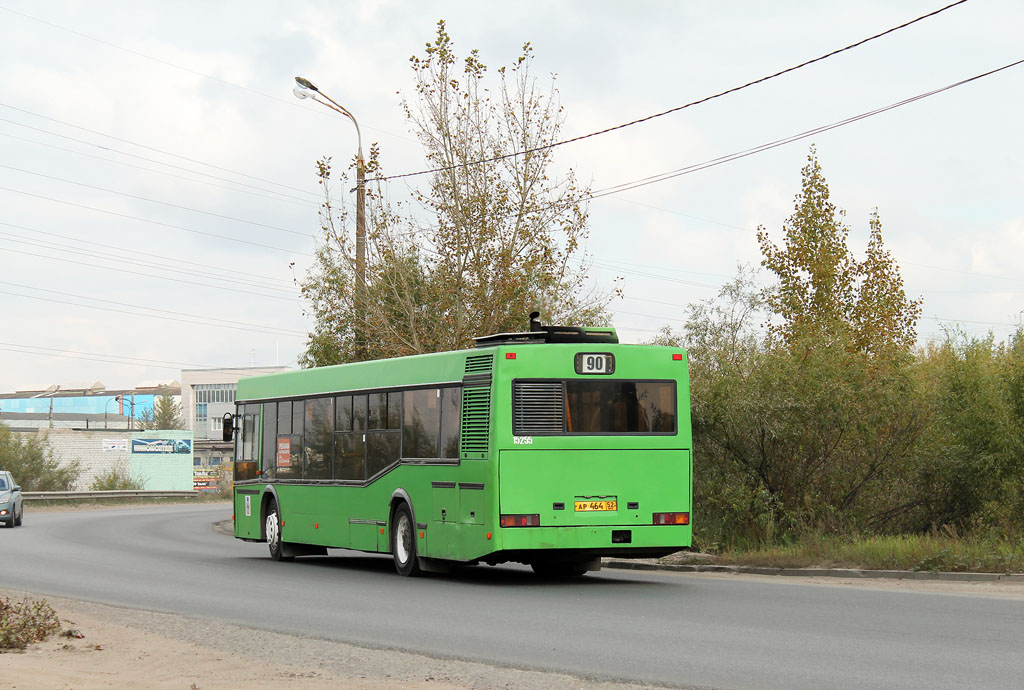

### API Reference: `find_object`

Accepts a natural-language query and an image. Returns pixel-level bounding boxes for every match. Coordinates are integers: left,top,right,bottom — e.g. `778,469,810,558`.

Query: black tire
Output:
14,507,22,527
391,503,421,577
531,560,590,578
265,501,293,562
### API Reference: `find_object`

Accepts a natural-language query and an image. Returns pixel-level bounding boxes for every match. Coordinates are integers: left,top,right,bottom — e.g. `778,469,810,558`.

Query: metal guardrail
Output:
23,490,200,501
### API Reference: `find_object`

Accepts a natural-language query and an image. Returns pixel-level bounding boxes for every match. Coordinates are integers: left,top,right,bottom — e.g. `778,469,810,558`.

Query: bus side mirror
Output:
222,413,235,442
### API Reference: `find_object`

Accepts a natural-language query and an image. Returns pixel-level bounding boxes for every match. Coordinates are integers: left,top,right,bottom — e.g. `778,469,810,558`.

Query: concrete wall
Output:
43,429,193,491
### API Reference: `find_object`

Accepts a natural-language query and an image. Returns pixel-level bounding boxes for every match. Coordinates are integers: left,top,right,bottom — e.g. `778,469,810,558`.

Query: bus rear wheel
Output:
391,503,421,577
266,501,293,562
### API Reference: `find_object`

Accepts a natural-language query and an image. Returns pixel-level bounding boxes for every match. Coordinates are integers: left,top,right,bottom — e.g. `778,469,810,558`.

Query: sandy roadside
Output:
9,502,1022,688
0,589,663,690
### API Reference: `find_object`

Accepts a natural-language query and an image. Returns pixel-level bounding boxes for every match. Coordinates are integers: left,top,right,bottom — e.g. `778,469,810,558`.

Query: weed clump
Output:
0,595,61,651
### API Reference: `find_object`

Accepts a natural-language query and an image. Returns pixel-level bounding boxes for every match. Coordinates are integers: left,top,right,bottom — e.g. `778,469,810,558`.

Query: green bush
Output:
0,596,61,651
0,422,80,491
89,462,145,491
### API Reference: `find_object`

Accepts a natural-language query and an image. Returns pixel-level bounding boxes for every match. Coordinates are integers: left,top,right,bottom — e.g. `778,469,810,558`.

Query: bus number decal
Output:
513,436,534,445
574,352,615,375
244,495,252,517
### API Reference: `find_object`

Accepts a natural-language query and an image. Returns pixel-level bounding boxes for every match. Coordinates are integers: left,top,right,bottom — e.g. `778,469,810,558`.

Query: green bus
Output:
228,323,692,576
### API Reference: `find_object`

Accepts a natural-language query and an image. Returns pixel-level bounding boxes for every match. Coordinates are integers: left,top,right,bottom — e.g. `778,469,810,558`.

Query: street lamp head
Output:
293,76,319,100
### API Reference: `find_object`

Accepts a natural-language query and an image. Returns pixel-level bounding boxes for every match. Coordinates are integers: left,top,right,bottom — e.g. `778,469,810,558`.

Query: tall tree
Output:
136,392,185,431
757,148,921,355
300,21,609,367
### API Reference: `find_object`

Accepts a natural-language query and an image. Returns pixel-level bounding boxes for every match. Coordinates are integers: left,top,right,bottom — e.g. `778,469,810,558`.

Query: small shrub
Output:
90,462,145,491
0,595,61,651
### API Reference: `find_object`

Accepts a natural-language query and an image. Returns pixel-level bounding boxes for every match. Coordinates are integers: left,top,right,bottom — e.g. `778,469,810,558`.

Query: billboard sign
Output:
131,438,193,454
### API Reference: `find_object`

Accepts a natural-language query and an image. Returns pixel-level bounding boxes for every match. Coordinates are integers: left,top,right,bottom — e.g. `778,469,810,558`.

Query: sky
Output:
0,0,1021,393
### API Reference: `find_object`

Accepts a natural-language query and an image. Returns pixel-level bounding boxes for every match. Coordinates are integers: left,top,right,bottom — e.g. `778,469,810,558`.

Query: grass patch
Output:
708,531,1024,573
0,595,60,651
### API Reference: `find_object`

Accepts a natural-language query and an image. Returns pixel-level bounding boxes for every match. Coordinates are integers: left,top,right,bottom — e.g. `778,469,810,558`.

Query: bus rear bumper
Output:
495,523,690,558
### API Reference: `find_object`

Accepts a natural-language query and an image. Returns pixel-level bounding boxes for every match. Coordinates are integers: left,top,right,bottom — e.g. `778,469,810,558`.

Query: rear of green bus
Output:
487,338,692,572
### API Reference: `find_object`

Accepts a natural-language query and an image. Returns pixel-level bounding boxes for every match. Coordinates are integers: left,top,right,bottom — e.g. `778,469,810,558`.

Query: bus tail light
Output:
500,514,540,528
653,512,689,525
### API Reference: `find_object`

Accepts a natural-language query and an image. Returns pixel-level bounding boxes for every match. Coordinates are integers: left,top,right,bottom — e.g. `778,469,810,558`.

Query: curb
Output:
602,559,1024,583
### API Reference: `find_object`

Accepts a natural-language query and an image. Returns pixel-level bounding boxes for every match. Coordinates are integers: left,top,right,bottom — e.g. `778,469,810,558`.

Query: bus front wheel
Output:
391,503,421,577
266,501,293,562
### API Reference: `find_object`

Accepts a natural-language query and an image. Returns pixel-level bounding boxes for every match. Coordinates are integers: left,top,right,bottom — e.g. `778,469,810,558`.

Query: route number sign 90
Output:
574,353,615,375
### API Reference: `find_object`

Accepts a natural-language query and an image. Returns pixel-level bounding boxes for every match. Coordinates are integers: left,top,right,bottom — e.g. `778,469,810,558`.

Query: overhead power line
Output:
376,0,971,182
0,246,302,303
0,119,320,204
0,342,216,370
0,280,304,335
0,4,414,144
0,130,319,209
0,103,318,198
1,163,312,238
0,287,306,337
0,221,295,288
585,58,1024,201
0,185,314,257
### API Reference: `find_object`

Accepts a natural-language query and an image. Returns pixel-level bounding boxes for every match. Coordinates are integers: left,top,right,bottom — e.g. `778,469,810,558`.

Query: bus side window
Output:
440,386,461,459
277,400,303,480
352,395,367,432
262,402,277,479
306,397,333,480
403,388,440,458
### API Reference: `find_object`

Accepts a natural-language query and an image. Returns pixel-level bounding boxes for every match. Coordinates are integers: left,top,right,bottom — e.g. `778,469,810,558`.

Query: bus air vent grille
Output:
464,354,494,375
512,381,565,435
460,386,491,456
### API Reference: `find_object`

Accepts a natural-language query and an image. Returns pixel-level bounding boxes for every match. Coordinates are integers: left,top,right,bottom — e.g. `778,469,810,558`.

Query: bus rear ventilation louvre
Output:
513,381,565,435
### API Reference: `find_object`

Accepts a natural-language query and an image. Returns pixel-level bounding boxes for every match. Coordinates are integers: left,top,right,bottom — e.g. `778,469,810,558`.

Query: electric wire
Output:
0,237,299,295
0,288,306,337
0,221,296,288
0,185,314,256
0,103,319,198
376,0,971,182
0,344,216,370
583,58,1024,201
0,280,304,335
0,130,321,209
0,4,415,145
1,164,313,238
0,246,303,303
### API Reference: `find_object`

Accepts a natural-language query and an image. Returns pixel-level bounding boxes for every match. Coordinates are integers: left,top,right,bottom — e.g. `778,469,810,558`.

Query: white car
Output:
0,470,23,527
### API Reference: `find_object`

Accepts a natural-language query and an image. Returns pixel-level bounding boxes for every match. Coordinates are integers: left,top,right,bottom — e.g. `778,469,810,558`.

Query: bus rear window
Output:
513,380,676,435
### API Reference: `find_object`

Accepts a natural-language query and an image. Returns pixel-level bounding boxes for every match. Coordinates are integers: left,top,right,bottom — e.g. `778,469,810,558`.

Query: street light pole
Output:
293,76,366,358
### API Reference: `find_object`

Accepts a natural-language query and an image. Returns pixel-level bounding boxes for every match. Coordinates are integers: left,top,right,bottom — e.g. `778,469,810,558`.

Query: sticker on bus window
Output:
277,437,291,467
574,353,615,375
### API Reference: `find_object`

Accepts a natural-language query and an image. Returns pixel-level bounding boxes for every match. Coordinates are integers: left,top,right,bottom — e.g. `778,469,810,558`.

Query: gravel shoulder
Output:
0,588,665,690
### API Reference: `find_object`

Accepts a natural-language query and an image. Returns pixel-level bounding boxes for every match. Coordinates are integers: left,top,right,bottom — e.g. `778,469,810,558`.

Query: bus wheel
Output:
531,561,589,578
391,503,421,577
266,501,293,562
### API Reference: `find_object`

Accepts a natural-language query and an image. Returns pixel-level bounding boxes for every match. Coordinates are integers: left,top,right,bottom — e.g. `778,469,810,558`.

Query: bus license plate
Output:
574,500,617,512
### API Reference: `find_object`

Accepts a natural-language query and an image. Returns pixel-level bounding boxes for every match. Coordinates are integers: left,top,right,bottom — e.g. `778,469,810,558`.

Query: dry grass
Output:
709,530,1024,573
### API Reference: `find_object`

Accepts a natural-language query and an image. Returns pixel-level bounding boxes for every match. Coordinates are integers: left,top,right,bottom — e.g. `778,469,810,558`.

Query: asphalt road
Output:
2,504,1022,690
